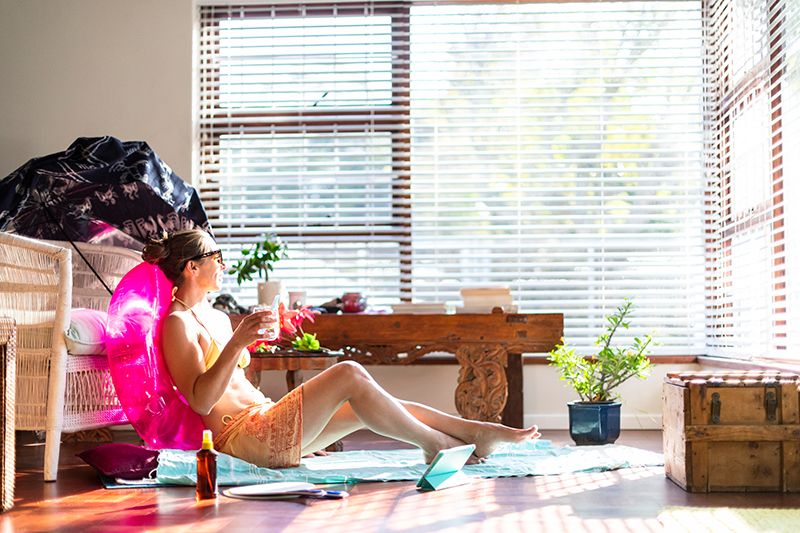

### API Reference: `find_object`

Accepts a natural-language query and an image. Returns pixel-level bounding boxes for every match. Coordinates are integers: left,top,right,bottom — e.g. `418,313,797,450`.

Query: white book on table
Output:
461,294,514,307
459,287,511,298
455,304,518,314
391,303,448,314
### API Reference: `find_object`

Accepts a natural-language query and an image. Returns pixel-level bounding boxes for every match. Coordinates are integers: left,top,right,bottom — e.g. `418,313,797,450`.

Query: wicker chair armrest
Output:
0,316,16,348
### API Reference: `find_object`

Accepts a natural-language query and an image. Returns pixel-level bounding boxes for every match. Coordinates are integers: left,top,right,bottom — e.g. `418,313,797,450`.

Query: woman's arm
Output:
162,310,271,415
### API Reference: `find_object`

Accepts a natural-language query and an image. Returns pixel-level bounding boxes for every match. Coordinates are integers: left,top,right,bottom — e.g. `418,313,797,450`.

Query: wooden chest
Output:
663,371,800,492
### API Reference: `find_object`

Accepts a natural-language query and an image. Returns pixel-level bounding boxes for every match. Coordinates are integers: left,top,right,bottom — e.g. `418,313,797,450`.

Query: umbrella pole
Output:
63,240,114,296
42,205,114,296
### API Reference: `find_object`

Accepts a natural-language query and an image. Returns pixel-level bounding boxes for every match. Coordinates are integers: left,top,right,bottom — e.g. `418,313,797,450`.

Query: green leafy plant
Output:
228,234,288,285
292,332,321,351
548,299,654,402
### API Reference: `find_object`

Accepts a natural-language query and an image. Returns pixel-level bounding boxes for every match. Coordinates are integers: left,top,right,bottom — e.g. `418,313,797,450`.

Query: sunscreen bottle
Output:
196,429,218,501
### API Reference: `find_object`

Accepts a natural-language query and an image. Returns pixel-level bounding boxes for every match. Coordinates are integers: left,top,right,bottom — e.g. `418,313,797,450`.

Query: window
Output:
783,0,800,359
198,1,706,354
705,0,800,360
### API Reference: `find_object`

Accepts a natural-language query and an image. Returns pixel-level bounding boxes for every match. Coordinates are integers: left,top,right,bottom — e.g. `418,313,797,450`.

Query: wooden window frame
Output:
199,2,414,294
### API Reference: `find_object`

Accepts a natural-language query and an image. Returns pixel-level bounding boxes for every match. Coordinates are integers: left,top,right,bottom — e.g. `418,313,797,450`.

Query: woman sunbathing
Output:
142,229,540,468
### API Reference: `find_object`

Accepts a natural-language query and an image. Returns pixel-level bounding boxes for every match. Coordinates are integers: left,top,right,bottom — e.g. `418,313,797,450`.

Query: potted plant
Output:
548,299,654,445
228,234,288,306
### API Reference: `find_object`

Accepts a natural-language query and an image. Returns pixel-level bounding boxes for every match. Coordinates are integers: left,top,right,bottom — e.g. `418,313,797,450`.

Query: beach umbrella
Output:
0,136,211,247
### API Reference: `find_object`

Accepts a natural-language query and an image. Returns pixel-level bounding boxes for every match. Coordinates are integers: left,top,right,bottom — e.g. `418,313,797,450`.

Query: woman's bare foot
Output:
303,450,329,458
470,423,540,459
423,432,480,464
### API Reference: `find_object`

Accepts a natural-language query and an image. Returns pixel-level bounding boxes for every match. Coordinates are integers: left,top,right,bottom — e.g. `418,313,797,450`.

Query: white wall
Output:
258,362,700,430
0,0,193,180
1,0,692,430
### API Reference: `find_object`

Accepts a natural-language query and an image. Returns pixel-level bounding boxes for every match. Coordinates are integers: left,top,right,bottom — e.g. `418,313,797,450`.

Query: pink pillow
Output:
64,308,108,355
77,443,159,480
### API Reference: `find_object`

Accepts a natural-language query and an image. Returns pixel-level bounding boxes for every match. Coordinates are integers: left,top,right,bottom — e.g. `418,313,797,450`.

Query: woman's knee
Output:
330,360,373,388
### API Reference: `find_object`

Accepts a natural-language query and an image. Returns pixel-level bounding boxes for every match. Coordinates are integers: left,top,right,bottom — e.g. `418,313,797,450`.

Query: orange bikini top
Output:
172,296,250,370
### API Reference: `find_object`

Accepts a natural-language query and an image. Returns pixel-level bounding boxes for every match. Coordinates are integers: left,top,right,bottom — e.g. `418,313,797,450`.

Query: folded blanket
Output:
147,440,663,487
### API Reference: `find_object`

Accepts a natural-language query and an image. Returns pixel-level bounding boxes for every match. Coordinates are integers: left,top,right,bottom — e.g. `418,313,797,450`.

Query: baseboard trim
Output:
526,413,662,430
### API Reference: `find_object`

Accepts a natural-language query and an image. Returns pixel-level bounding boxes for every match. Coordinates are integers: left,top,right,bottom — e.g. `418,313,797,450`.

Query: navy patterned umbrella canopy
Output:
0,136,211,247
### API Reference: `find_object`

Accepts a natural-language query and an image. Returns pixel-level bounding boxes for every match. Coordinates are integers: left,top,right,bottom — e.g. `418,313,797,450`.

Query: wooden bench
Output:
241,311,563,428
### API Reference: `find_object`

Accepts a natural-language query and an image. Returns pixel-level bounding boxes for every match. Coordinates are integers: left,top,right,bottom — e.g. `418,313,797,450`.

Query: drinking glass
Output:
252,303,280,341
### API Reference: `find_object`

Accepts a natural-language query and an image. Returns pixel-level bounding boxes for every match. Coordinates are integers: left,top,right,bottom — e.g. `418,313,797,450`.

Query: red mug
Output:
342,292,367,313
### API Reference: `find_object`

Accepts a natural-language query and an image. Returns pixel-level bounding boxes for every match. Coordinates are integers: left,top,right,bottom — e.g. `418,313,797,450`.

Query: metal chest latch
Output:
765,387,778,421
711,392,721,424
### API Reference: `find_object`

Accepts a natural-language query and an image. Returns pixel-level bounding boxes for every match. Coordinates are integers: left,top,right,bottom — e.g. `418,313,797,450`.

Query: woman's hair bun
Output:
141,233,170,265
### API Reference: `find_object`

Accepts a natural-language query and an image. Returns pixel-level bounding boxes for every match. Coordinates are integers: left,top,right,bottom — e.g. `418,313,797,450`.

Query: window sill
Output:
697,356,800,374
412,354,800,374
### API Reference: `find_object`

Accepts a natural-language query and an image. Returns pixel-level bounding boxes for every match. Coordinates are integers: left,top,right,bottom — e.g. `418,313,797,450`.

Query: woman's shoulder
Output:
163,307,196,332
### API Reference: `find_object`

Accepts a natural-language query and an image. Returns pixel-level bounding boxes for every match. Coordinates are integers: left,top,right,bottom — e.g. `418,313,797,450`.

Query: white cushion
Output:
64,308,108,355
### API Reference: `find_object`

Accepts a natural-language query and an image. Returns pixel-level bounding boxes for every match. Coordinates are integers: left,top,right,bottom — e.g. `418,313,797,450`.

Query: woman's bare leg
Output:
302,403,362,453
299,362,466,462
304,400,540,460
399,401,540,458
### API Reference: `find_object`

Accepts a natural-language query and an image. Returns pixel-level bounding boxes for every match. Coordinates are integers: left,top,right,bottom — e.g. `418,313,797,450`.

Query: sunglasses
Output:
185,249,224,268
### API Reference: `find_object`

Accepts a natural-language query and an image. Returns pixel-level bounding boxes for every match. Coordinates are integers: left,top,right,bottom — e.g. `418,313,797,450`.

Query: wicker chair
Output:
0,232,141,481
1,316,16,512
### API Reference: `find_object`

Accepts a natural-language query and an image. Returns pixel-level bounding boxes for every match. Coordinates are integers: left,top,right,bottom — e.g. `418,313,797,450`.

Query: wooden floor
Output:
3,430,800,533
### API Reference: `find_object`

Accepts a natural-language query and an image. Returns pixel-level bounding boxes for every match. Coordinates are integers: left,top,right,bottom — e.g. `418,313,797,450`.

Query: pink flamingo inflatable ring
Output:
106,262,204,450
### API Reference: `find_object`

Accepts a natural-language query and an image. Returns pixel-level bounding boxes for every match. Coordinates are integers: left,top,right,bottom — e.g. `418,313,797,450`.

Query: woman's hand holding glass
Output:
251,305,280,341
234,308,279,346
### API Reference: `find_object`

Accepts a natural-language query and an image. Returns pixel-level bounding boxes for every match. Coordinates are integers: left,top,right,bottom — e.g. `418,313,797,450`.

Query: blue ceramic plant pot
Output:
568,401,621,445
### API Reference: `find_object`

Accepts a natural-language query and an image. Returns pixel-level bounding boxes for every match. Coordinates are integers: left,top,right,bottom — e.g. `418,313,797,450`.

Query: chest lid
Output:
665,371,800,388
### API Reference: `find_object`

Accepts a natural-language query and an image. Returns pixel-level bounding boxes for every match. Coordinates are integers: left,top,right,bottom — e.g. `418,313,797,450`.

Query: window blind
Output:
705,0,800,360
198,0,706,354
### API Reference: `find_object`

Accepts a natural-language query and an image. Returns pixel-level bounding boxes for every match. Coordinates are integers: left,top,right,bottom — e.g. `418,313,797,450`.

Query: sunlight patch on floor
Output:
533,467,661,501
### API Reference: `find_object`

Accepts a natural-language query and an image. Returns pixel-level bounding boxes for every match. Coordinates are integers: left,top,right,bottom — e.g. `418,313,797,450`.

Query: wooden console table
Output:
304,312,563,428
231,311,562,428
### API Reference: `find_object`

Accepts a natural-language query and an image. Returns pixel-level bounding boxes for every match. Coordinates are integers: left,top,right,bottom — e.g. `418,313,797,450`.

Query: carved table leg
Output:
286,369,303,391
503,353,523,428
454,344,508,423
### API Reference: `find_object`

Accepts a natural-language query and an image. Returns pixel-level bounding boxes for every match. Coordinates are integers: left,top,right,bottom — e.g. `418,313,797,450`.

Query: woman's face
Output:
194,235,226,291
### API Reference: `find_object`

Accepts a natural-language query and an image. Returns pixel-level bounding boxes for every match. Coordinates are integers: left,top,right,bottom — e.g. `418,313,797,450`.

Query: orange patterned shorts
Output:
215,385,303,468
